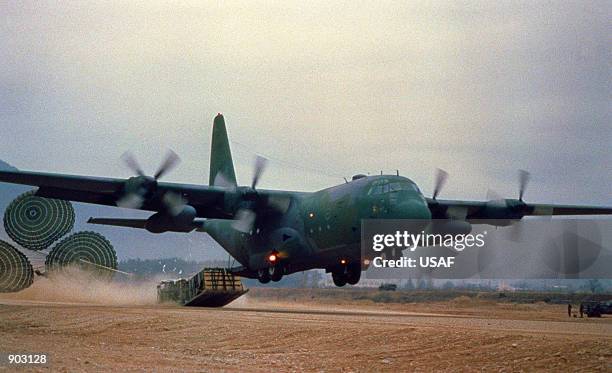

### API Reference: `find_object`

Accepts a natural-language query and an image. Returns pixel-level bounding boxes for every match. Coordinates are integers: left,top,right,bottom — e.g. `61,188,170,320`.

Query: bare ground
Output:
0,292,610,372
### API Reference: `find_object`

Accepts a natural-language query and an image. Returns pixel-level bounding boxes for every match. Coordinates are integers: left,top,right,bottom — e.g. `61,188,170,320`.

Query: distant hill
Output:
0,160,227,261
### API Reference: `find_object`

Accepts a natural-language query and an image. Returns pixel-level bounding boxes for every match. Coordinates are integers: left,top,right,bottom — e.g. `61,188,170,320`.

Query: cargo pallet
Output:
157,267,248,307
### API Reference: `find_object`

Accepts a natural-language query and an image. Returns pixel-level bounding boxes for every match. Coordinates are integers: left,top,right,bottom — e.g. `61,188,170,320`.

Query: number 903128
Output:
3,354,48,365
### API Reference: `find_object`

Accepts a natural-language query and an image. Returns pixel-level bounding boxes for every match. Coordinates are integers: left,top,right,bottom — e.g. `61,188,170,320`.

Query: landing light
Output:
340,259,347,265
268,253,277,263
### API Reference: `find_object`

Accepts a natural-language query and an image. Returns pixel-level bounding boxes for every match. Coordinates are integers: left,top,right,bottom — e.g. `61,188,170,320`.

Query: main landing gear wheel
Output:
346,262,361,285
332,271,347,287
268,265,283,282
332,261,361,287
257,268,270,284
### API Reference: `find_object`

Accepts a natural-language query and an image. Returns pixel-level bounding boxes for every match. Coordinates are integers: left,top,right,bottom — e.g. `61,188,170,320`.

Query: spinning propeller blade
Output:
121,151,145,177
117,150,182,210
154,150,181,180
252,155,268,189
518,169,530,201
432,168,448,200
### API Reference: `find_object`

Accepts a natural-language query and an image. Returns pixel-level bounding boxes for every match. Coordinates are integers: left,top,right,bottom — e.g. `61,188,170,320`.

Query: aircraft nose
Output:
395,199,432,220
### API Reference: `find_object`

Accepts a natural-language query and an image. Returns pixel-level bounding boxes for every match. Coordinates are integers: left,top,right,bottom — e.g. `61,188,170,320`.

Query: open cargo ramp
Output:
157,268,248,308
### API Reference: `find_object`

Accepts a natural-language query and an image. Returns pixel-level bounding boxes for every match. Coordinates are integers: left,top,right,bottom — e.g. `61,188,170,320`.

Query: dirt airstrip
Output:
0,276,610,372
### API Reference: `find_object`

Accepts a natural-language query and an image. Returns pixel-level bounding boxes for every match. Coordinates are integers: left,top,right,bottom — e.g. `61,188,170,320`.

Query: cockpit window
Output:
368,185,380,195
391,182,420,192
367,180,419,195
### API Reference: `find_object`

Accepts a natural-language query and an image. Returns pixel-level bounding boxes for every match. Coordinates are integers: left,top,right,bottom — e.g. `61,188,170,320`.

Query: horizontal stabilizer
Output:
87,217,205,232
87,217,148,229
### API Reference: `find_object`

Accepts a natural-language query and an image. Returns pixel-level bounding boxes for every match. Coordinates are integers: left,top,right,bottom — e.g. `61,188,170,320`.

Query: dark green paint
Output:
209,114,237,187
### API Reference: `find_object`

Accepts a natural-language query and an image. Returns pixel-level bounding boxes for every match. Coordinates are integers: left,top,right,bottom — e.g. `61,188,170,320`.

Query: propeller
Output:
117,150,183,214
252,155,268,189
154,150,180,180
432,168,448,200
162,191,187,217
485,170,532,241
121,150,181,181
120,152,145,177
232,155,274,233
232,209,257,233
518,169,530,201
430,169,469,218
486,169,532,206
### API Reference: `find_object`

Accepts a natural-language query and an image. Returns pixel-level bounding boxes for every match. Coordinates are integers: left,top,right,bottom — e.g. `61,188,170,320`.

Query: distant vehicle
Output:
582,301,612,317
378,283,397,291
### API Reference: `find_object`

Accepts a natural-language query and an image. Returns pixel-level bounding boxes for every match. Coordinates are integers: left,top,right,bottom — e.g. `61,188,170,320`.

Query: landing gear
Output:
257,268,270,284
268,265,283,282
257,265,284,283
346,262,361,285
331,261,361,287
332,271,347,287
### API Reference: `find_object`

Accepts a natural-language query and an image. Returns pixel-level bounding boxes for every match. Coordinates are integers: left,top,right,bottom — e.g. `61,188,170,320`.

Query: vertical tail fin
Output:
209,114,237,187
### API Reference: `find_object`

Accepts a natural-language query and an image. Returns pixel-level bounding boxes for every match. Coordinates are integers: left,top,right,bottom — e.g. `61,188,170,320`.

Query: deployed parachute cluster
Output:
0,240,33,293
0,191,118,292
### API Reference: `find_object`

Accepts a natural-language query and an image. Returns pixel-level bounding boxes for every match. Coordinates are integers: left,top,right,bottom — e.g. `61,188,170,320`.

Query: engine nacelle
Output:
480,199,527,222
172,205,197,227
145,205,197,233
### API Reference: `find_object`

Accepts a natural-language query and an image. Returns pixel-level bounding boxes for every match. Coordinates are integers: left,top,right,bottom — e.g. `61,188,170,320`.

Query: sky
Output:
0,1,610,207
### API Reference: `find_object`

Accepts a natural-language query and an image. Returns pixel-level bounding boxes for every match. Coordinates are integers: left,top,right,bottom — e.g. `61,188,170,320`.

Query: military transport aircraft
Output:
1,114,611,286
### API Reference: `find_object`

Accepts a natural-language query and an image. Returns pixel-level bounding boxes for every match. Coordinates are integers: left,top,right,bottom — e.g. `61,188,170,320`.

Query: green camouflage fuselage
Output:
203,174,430,276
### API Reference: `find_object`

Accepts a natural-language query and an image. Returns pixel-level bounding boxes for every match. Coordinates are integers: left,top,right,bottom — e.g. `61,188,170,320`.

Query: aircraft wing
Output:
522,203,612,216
427,198,612,219
0,169,229,218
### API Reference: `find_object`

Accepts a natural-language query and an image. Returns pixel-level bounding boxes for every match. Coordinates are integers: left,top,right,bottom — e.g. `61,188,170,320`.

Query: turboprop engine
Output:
145,205,197,233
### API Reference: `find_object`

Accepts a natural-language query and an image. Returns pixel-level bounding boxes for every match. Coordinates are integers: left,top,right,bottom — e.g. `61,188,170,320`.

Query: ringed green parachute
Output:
45,231,117,276
0,240,34,292
3,191,75,251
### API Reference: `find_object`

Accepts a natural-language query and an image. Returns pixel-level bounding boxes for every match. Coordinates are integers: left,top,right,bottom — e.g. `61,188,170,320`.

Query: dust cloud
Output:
0,267,157,306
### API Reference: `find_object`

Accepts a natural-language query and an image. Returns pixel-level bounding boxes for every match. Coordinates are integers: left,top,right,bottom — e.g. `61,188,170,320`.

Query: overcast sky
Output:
1,1,610,206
